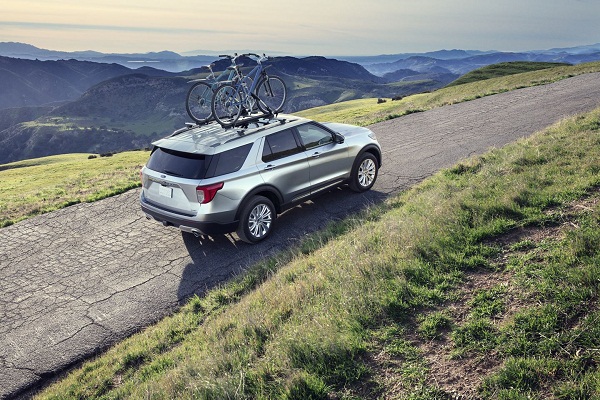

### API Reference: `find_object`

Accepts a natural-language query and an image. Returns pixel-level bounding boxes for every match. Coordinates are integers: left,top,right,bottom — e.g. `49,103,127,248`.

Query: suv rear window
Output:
206,144,252,177
146,147,210,179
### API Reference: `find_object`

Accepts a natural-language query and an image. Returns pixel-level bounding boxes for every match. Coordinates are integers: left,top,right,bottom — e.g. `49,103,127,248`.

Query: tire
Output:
185,81,213,124
211,83,243,128
256,75,287,114
236,196,276,243
349,152,378,192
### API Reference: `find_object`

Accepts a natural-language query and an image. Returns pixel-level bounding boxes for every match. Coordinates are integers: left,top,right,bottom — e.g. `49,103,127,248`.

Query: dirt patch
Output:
417,270,510,399
362,190,599,399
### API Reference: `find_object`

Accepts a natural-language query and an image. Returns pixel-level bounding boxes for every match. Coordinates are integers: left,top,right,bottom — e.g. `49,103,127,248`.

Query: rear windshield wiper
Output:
163,170,183,177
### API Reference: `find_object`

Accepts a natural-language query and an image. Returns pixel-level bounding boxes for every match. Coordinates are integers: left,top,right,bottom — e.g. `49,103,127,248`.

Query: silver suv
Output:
140,114,381,243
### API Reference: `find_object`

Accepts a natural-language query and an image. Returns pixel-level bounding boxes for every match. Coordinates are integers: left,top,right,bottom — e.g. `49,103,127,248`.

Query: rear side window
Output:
206,143,252,177
262,129,302,162
146,147,210,179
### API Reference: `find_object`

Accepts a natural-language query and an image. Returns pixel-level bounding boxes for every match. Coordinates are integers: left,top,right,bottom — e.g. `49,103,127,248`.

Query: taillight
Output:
140,168,147,187
196,182,224,204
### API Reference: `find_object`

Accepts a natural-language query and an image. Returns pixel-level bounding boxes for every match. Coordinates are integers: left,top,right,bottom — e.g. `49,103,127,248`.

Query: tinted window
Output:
209,143,252,177
262,129,302,162
146,147,210,179
296,123,334,150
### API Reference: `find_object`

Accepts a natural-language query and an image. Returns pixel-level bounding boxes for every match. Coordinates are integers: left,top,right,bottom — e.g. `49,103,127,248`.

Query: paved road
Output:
2,73,600,399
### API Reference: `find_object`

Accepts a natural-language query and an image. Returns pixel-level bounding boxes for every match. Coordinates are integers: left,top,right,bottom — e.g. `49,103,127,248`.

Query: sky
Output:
2,0,600,56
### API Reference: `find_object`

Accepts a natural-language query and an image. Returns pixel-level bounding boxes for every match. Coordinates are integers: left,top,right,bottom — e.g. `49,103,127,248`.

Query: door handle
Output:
264,164,276,170
311,152,320,158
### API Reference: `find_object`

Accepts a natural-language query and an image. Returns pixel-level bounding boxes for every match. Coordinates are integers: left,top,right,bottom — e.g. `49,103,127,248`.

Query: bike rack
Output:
173,112,290,140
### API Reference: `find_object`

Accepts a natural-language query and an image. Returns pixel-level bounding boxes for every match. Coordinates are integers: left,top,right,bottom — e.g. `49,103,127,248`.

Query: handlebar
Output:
239,53,272,64
215,53,272,66
219,53,239,60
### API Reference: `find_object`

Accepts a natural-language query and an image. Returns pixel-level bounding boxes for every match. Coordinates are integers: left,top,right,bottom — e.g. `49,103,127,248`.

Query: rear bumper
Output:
140,198,238,236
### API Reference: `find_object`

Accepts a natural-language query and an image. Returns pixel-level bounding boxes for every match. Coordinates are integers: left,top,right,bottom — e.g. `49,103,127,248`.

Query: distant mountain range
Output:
360,49,600,77
0,42,215,73
1,41,600,164
3,41,600,74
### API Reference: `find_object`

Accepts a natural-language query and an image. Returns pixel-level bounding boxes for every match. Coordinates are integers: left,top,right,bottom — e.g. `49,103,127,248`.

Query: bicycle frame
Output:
187,54,240,88
225,54,274,110
210,53,287,127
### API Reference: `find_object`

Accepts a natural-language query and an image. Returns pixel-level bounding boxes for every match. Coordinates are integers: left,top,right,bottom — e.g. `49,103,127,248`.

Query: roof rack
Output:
167,113,294,144
232,113,288,136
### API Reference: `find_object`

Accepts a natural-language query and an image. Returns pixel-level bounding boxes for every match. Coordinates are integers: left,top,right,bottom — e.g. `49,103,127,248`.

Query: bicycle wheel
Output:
211,83,243,128
185,81,214,124
256,75,287,114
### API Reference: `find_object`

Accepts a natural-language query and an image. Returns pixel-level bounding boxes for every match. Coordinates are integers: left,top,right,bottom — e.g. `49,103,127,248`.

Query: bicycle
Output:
185,54,241,124
211,53,287,128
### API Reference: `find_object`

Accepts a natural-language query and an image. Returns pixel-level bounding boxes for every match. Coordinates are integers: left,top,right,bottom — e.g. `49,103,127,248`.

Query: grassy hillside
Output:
0,151,148,227
36,105,600,399
445,61,570,87
297,61,600,126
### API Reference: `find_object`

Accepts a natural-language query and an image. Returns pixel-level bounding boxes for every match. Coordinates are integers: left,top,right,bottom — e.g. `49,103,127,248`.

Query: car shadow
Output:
177,186,389,302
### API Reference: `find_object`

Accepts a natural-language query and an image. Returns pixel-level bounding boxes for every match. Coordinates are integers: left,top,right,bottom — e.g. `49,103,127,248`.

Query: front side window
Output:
262,129,302,162
296,123,334,150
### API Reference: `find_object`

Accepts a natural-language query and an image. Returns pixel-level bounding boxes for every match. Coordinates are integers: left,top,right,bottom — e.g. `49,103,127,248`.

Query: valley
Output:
1,42,600,165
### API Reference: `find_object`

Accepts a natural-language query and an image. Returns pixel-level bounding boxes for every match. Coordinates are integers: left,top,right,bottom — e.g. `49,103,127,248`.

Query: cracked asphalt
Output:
2,73,600,399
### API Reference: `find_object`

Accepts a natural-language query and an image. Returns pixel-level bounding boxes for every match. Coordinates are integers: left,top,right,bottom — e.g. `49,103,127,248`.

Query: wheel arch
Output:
353,144,382,172
235,185,284,220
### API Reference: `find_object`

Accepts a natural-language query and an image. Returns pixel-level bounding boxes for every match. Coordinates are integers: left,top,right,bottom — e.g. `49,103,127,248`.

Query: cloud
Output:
0,20,237,35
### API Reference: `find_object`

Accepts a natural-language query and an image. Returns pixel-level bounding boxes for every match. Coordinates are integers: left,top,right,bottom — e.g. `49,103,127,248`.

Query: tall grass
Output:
37,105,600,398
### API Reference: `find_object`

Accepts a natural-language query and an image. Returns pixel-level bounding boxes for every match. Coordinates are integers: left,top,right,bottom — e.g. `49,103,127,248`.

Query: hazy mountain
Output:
0,56,134,108
364,50,600,77
53,74,188,123
4,41,600,76
267,56,384,82
535,43,600,55
337,49,494,65
0,42,216,72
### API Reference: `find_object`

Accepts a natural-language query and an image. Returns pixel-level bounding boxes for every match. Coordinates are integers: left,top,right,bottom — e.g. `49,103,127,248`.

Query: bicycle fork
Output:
253,72,275,114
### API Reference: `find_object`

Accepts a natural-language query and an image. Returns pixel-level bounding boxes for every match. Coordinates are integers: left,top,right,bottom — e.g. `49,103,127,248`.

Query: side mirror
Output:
335,133,345,144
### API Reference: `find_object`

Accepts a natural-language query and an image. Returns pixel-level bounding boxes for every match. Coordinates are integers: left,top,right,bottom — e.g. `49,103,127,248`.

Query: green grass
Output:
35,103,600,398
445,61,571,87
0,151,149,227
297,61,600,126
